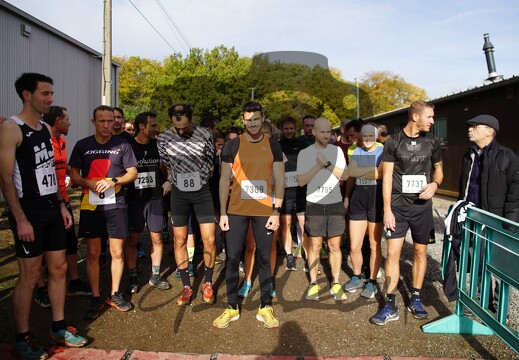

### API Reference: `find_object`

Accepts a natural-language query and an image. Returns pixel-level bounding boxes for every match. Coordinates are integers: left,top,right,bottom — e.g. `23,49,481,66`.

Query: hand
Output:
316,152,327,168
265,215,280,232
219,214,230,232
162,181,172,196
95,179,113,194
17,218,35,242
418,182,438,200
65,176,71,187
60,204,73,229
383,210,396,232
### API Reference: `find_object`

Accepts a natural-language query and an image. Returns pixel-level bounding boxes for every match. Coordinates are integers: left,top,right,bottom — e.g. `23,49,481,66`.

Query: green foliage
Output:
115,49,427,134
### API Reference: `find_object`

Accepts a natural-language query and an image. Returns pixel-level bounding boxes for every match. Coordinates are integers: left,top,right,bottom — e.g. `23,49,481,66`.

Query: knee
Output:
110,247,124,260
310,242,322,253
86,247,101,263
48,260,67,278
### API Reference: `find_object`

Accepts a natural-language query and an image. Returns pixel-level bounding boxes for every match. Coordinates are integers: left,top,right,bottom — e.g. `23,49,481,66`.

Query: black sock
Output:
204,267,214,284
386,293,397,311
52,319,66,332
229,303,238,310
411,287,421,301
179,268,191,287
15,331,31,343
369,279,376,284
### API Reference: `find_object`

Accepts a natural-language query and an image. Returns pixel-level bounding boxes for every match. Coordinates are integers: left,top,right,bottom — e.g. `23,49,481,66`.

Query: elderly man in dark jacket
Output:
458,114,519,312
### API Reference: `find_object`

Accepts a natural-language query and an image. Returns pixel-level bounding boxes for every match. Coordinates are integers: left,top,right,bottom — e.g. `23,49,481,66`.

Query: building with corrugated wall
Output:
0,0,118,154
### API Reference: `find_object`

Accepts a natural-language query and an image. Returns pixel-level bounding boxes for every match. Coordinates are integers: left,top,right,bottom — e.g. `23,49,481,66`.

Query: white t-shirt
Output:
296,144,346,204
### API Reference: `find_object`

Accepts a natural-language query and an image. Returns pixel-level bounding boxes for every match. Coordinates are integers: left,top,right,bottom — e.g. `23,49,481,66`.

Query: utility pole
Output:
102,0,112,105
249,87,256,101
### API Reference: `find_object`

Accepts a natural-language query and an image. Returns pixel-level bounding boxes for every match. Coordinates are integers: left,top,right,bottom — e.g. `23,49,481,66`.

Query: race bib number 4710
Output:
402,174,427,194
36,167,57,196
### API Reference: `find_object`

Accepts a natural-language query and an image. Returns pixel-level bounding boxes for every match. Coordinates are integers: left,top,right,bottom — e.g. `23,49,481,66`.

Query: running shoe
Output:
213,306,240,328
50,326,88,347
34,287,51,308
67,280,92,296
306,283,320,301
238,280,252,298
330,283,347,301
407,298,429,319
256,305,280,328
106,292,132,312
286,254,296,271
201,282,215,304
177,286,194,306
370,304,399,325
84,297,104,319
293,244,303,259
303,262,322,275
126,275,139,294
344,275,366,293
149,274,170,290
361,282,378,299
12,334,48,360
270,282,276,298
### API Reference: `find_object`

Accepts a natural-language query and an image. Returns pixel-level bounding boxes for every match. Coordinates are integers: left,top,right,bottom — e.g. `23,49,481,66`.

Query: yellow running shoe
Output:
213,306,240,328
330,283,347,301
256,305,280,328
306,283,320,301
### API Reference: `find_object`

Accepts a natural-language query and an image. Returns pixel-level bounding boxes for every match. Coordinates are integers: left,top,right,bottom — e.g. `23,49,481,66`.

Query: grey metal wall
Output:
0,1,118,157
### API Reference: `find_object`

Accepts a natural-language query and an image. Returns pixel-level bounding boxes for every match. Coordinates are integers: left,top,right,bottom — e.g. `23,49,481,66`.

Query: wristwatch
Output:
273,206,282,213
111,177,118,185
324,161,332,169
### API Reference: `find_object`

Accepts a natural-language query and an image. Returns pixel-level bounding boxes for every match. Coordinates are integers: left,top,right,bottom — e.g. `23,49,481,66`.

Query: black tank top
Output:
12,116,57,199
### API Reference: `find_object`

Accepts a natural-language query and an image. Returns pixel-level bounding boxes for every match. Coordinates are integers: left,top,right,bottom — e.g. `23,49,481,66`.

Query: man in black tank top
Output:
0,73,87,359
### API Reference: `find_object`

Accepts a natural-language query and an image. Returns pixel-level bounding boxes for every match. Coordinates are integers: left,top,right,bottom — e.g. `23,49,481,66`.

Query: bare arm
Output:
272,162,285,208
382,161,395,231
419,161,443,200
219,161,232,231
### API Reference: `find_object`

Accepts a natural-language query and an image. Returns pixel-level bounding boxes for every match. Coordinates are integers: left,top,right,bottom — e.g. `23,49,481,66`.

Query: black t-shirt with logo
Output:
383,130,442,206
126,138,163,201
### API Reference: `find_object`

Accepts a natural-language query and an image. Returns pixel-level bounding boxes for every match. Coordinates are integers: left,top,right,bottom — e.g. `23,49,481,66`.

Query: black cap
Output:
466,114,499,132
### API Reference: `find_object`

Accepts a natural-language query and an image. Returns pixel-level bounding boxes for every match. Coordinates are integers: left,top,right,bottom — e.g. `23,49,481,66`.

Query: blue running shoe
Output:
407,298,429,319
238,280,251,298
50,326,88,347
12,334,48,360
370,304,399,326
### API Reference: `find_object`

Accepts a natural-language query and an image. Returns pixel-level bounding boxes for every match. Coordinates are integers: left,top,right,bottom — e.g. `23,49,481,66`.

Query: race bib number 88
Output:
402,174,427,194
241,180,267,200
176,171,201,192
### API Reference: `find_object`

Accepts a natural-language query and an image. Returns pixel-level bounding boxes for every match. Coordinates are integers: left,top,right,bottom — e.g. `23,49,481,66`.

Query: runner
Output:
69,105,138,319
213,101,284,329
125,111,170,294
42,106,91,297
278,116,308,271
0,73,87,359
370,100,443,325
157,104,216,306
342,124,384,298
297,118,347,302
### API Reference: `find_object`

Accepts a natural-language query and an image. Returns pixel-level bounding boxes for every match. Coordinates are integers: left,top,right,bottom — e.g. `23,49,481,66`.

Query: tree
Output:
359,71,428,116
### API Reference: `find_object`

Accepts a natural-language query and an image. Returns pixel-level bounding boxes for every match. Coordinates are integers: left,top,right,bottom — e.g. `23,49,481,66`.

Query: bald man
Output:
297,118,348,302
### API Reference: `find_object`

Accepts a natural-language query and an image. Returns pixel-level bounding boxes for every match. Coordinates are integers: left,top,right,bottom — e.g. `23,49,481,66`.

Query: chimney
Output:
483,33,503,82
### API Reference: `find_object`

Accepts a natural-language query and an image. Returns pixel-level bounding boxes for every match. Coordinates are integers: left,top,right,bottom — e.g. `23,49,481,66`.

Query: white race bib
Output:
402,174,427,193
176,171,201,192
89,187,116,205
241,180,267,200
356,177,377,186
285,171,298,188
35,167,57,196
313,185,333,200
134,171,156,189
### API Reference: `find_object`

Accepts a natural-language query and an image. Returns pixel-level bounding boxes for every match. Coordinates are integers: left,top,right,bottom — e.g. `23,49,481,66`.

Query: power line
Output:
155,0,189,54
128,0,178,54
155,0,192,52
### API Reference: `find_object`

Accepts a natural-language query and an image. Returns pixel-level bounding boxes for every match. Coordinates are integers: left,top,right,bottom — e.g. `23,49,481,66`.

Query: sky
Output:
6,0,519,99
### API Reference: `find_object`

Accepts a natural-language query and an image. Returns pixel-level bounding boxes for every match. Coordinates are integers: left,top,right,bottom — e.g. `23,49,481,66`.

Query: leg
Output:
109,238,125,295
225,215,249,308
385,238,405,294
149,231,163,268
412,243,428,290
349,220,368,276
13,256,43,333
125,231,139,271
327,235,343,284
308,236,323,283
270,229,278,275
243,224,256,283
297,213,309,256
44,250,67,321
85,238,101,297
200,222,216,268
173,226,189,270
251,216,273,308
281,214,293,255
367,221,383,280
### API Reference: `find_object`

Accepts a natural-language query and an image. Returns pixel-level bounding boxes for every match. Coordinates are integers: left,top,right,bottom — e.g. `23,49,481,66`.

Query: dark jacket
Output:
458,139,519,222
